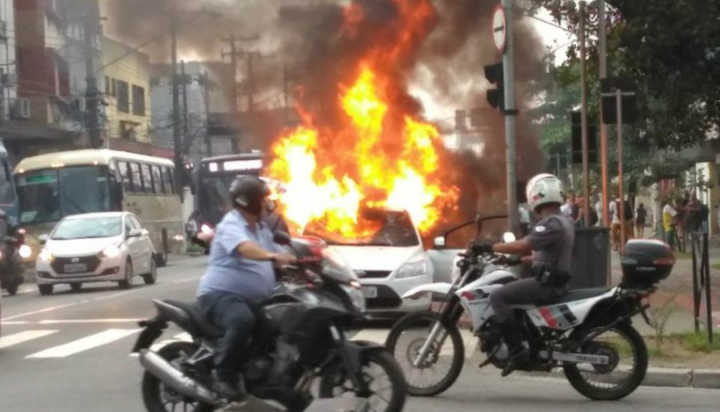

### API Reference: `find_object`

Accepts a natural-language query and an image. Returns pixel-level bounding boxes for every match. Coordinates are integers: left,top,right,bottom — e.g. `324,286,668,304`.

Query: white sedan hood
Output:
328,245,424,272
47,236,122,257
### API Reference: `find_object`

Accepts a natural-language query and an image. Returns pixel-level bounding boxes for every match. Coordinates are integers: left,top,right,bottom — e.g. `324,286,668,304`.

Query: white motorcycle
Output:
386,217,674,401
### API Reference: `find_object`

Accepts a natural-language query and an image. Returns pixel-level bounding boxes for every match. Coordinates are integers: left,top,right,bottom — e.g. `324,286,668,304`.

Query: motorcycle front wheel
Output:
563,322,648,401
319,349,406,412
141,342,215,412
384,311,465,397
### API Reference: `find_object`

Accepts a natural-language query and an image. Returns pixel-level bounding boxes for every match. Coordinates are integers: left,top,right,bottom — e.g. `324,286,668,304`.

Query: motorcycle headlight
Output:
342,283,366,313
100,245,122,259
18,244,32,259
395,259,428,279
39,248,54,263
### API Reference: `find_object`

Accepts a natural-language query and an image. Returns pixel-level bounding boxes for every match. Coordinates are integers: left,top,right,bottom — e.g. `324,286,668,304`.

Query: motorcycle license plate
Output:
363,286,378,299
63,263,87,273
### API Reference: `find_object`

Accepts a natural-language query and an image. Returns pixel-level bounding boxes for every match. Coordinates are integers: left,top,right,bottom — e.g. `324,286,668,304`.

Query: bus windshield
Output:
195,156,262,226
16,166,111,225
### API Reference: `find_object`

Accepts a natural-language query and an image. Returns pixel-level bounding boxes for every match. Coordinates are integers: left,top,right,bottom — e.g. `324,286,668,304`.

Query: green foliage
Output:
681,332,720,353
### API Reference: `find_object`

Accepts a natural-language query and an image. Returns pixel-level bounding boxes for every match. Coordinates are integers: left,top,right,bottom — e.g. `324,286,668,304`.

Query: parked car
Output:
35,212,157,295
304,208,448,317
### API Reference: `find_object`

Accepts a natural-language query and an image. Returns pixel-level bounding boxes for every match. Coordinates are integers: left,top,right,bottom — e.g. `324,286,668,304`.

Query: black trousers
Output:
489,278,565,323
197,291,257,380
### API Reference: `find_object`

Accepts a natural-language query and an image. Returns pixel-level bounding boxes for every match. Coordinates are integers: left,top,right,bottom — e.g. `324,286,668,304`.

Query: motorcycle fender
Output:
131,317,168,353
402,282,452,300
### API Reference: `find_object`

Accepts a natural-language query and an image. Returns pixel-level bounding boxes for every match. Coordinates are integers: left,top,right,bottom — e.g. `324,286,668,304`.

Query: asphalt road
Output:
1,256,717,412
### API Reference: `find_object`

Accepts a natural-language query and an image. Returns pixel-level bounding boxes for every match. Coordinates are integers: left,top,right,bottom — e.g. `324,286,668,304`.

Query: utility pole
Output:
579,2,591,227
201,71,212,156
617,89,625,249
598,0,609,226
501,0,519,234
170,12,182,196
246,51,256,114
83,12,101,148
181,60,189,152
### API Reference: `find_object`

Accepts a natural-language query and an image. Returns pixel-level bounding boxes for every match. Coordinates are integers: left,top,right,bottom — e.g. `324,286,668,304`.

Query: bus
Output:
14,149,184,266
188,152,264,232
0,140,18,226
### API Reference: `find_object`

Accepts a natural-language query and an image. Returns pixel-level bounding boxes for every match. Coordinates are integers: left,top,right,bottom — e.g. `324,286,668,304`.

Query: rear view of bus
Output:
188,152,264,235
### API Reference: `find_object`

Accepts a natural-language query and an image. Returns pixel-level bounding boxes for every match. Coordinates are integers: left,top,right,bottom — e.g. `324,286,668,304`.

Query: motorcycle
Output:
132,232,407,412
386,215,674,401
1,226,30,296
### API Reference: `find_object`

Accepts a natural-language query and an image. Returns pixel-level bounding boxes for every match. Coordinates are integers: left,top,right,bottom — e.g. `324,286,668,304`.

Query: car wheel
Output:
70,283,82,293
154,252,168,268
119,259,133,289
142,257,157,285
38,284,54,296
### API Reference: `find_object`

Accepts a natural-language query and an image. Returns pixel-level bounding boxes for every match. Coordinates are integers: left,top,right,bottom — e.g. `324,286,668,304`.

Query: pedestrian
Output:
561,194,574,218
594,195,603,227
635,202,647,238
609,198,621,251
663,200,678,249
622,198,634,242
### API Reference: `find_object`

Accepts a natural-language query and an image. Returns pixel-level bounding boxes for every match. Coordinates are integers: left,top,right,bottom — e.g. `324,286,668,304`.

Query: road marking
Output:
26,328,140,359
1,290,136,321
37,318,143,325
0,330,58,349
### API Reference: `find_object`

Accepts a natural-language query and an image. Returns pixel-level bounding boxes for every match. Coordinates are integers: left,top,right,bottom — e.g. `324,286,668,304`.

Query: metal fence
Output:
691,231,713,343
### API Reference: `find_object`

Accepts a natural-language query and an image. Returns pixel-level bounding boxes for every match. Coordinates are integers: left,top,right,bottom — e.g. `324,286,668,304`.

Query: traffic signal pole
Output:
502,0,519,234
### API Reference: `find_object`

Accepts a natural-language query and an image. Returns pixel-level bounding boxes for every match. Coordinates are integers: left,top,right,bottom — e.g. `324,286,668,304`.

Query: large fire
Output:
267,0,459,238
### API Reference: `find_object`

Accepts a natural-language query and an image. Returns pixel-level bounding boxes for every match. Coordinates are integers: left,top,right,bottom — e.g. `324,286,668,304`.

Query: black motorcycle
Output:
132,232,407,412
0,226,27,296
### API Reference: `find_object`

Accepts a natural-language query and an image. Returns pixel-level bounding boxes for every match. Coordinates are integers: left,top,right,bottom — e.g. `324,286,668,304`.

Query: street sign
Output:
492,4,506,53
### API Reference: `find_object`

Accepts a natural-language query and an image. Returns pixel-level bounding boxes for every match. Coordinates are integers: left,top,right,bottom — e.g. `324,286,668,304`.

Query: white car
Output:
305,208,445,317
35,212,157,295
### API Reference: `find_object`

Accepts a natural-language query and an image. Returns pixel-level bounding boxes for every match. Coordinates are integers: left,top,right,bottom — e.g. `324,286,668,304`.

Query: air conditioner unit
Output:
12,98,32,119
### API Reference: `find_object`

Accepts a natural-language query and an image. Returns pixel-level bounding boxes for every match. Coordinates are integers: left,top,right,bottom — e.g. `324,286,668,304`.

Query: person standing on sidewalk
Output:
663,200,678,249
609,198,621,250
635,203,647,238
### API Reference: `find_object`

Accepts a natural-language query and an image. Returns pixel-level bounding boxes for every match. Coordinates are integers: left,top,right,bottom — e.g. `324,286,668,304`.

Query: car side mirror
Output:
141,229,150,237
127,229,142,238
433,236,446,249
273,231,291,246
502,232,516,243
38,234,49,245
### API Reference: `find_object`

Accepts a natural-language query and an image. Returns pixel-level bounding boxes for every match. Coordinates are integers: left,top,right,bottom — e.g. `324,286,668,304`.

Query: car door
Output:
130,215,152,272
123,216,142,271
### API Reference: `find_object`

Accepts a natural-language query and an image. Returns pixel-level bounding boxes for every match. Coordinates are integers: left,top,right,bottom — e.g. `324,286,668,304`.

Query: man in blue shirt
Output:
196,176,295,400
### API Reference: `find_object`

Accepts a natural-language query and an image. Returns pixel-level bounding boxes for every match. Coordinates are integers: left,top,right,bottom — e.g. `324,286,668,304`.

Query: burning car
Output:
304,208,440,316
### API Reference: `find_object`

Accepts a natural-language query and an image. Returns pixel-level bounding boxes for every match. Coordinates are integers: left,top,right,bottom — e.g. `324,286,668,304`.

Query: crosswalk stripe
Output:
0,330,58,350
26,329,140,359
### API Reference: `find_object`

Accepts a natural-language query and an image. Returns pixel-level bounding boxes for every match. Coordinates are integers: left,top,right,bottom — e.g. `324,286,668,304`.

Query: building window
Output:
111,79,117,97
117,80,129,113
132,85,145,116
105,76,110,96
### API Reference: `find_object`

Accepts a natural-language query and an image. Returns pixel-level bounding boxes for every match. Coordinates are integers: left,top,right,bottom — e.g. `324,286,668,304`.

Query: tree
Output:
529,0,720,151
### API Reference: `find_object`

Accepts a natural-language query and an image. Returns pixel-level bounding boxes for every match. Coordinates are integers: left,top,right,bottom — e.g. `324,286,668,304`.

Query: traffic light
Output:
484,62,504,111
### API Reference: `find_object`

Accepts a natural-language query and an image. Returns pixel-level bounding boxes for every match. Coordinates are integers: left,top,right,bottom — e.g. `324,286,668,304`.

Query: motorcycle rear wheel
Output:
141,342,215,412
563,322,648,401
384,311,465,397
319,349,406,412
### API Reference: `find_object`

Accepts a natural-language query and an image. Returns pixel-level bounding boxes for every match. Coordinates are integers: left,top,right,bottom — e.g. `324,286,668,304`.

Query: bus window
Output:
151,165,163,194
162,167,174,194
140,164,153,193
117,161,133,192
0,159,15,206
129,163,142,193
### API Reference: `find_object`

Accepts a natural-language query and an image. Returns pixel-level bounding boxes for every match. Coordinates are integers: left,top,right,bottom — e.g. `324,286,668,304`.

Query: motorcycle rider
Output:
196,176,296,400
482,173,575,377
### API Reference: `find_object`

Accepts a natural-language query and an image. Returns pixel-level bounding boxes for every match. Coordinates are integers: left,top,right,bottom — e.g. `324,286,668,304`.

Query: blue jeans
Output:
197,291,257,380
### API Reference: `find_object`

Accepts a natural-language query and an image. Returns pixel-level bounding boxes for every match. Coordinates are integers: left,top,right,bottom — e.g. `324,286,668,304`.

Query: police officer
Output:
196,176,296,400
483,174,575,377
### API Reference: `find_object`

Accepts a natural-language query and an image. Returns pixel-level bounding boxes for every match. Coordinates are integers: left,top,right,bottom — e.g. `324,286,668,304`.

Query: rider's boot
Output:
499,320,529,377
212,370,247,401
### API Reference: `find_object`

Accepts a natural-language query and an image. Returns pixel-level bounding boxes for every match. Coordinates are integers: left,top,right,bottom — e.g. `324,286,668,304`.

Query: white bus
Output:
14,149,184,266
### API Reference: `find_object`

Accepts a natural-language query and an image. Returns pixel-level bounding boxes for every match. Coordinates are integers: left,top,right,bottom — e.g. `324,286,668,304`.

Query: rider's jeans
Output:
490,278,564,323
198,291,257,380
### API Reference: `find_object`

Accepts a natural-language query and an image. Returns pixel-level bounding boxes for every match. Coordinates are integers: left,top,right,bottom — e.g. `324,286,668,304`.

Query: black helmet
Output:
229,176,270,216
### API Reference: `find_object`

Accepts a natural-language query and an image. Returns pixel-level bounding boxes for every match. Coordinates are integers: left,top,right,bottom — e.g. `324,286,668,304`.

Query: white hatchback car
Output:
35,212,157,295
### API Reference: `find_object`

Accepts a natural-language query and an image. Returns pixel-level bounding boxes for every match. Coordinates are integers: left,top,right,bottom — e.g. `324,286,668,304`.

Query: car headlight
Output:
39,248,54,263
395,259,428,279
342,283,366,313
18,244,33,259
100,245,122,259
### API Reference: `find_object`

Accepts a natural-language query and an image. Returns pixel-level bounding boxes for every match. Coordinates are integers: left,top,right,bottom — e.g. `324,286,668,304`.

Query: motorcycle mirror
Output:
273,231,292,246
433,236,446,249
502,232,516,243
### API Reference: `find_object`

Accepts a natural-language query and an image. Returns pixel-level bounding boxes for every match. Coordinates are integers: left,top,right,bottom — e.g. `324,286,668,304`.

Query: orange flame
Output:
267,0,458,238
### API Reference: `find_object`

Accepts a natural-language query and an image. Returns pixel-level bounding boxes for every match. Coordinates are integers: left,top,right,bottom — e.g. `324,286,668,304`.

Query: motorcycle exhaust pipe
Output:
138,349,220,406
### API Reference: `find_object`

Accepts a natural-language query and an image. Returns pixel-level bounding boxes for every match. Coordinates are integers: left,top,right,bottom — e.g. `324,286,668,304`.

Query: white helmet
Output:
526,173,564,212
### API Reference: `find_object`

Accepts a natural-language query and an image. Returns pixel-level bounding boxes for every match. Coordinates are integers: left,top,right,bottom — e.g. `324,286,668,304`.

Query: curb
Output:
519,366,720,389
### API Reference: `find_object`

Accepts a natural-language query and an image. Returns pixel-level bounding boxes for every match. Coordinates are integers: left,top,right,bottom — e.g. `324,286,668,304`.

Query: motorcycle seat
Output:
547,287,611,304
159,299,224,339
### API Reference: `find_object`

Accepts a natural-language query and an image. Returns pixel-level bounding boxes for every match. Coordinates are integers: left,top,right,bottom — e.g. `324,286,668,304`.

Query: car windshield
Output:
51,216,123,240
16,166,110,225
304,209,419,247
